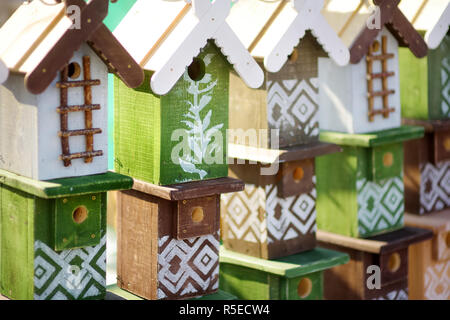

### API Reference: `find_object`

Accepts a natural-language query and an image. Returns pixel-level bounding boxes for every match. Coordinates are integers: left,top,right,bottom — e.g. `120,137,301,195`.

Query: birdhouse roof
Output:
113,0,264,95
398,0,449,49
227,0,350,73
323,0,428,64
0,0,144,94
0,59,8,84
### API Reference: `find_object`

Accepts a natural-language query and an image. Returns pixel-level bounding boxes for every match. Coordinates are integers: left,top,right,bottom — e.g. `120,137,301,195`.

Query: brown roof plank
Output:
25,0,109,94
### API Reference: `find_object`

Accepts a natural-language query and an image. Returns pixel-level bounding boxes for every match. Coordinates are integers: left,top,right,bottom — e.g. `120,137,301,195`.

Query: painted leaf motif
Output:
199,94,212,111
203,110,212,131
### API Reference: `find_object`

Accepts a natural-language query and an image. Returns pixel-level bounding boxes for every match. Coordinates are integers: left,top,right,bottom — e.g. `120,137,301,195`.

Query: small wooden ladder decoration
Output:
366,36,395,122
57,56,103,167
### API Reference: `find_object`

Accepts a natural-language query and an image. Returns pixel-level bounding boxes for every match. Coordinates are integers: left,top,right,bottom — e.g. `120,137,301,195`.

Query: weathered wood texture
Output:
400,33,450,120
115,41,229,185
318,226,433,300
222,160,318,259
403,119,450,214
405,211,450,300
229,32,325,149
219,246,349,300
116,176,241,300
0,185,108,300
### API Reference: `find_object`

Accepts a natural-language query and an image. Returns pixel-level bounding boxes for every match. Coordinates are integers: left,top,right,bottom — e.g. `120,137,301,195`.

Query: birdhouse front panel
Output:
404,125,450,214
0,44,109,181
221,162,317,259
405,211,450,300
219,246,349,300
116,189,221,300
317,145,404,238
0,185,107,300
319,28,401,134
114,41,229,186
400,31,450,120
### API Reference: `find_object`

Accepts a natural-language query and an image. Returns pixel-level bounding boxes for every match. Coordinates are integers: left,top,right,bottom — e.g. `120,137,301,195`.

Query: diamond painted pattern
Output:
424,262,450,300
357,175,404,236
267,78,319,146
420,161,450,214
373,288,408,300
34,235,106,300
441,56,450,117
157,232,219,300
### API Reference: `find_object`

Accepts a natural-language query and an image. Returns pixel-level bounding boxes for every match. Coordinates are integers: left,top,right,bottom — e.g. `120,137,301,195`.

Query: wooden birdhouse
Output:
227,0,349,149
405,210,450,300
112,0,264,186
116,177,244,300
403,119,450,214
400,2,450,120
320,0,428,134
316,126,424,238
219,245,349,300
0,169,133,300
317,227,433,300
0,0,143,181
222,143,340,259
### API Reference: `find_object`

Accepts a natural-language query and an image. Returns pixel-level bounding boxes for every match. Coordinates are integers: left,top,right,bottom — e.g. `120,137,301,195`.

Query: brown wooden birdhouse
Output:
116,177,244,300
317,227,433,300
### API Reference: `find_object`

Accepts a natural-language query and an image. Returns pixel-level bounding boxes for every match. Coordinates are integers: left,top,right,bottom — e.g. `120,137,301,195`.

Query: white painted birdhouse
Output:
0,0,143,181
319,0,428,134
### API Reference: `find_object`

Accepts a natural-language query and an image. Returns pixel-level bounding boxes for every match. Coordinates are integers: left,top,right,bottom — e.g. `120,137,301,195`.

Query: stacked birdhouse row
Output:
400,2,450,215
110,0,263,300
0,0,143,300
218,0,350,300
314,0,435,299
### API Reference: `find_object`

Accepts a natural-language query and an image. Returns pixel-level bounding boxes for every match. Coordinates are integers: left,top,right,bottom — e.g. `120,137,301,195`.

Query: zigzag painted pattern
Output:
267,78,319,145
265,181,317,243
222,178,316,244
157,232,219,300
424,262,449,300
221,185,268,243
357,176,404,237
373,288,408,300
34,235,106,300
441,56,450,116
419,161,450,214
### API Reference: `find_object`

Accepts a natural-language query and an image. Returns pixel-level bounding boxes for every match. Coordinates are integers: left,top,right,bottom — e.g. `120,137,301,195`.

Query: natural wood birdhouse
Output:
317,227,433,300
0,0,143,181
222,142,340,259
219,245,349,300
0,169,133,300
403,119,450,214
227,0,349,149
317,126,424,238
112,0,264,186
405,210,450,300
320,0,428,134
400,3,450,120
116,177,244,300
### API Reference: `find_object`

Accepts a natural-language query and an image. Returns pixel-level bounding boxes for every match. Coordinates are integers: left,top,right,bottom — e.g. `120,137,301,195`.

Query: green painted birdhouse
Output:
0,170,133,300
400,4,450,120
219,246,349,300
316,126,424,238
112,0,263,186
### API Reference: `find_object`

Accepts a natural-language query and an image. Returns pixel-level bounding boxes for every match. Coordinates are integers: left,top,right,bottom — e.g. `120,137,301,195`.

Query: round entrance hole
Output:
383,152,394,167
387,252,401,273
72,206,88,224
293,167,304,183
188,58,206,81
192,207,205,223
444,138,450,152
68,62,81,79
297,277,312,299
